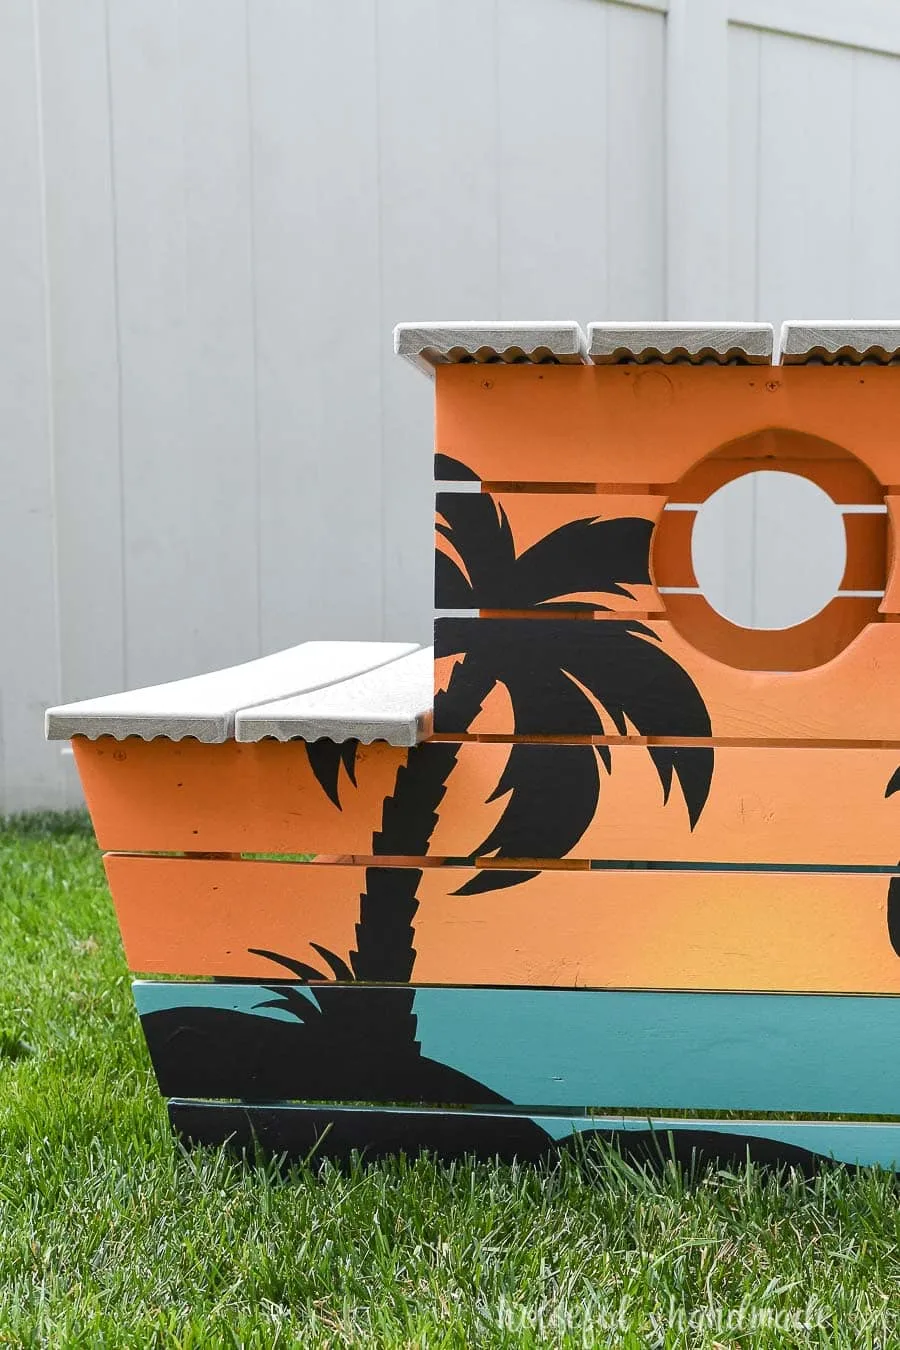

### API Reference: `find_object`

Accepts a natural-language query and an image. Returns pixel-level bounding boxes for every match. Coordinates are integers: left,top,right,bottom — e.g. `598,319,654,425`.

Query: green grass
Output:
2,814,900,1347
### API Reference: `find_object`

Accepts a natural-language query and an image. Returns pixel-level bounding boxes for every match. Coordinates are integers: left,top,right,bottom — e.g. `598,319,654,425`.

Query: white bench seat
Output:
44,641,421,744
236,646,434,746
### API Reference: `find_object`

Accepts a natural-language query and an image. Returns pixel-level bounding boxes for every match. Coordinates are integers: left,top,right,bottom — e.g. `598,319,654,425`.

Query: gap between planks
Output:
105,851,900,874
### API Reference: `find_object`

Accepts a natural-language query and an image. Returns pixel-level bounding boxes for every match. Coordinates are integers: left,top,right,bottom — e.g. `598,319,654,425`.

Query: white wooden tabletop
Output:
779,322,900,364
394,322,589,373
587,322,774,364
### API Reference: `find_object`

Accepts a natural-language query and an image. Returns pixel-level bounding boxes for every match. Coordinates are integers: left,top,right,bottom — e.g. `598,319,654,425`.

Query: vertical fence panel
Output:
107,0,196,687
848,48,900,315
178,0,260,669
249,0,384,654
606,5,667,319
754,30,854,328
377,0,500,642
726,24,760,318
36,0,123,732
497,0,612,318
0,0,63,811
665,0,730,318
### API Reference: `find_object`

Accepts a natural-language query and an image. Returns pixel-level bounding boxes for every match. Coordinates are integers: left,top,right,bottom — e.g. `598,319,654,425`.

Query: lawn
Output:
1,813,899,1347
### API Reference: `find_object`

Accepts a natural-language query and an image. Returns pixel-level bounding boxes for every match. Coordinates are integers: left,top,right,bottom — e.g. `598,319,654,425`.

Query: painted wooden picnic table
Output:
46,319,900,1169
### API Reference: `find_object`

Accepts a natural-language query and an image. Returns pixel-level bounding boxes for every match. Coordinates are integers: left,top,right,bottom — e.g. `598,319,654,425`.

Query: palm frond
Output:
437,501,655,611
434,549,475,608
439,617,713,830
499,648,607,739
340,742,358,787
435,454,478,481
472,743,602,866
644,746,712,829
249,947,330,983
309,942,355,982
304,739,358,809
888,876,900,957
434,492,516,603
558,623,713,827
886,768,900,798
512,516,654,607
255,986,323,1025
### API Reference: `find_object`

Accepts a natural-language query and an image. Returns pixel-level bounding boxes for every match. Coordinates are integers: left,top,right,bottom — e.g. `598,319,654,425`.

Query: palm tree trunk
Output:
346,656,495,1054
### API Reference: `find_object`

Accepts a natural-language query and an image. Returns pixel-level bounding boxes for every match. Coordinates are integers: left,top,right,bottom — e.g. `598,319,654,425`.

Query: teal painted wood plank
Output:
135,983,900,1114
168,1101,900,1169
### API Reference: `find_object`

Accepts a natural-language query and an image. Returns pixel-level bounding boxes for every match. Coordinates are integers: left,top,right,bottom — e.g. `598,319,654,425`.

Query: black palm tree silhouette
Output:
249,457,714,1094
886,768,900,956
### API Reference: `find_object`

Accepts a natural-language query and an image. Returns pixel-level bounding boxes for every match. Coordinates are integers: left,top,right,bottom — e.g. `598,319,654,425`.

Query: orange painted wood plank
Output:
75,737,900,866
434,616,900,739
435,365,899,488
843,513,888,591
881,495,900,614
74,736,405,855
106,855,900,994
436,491,666,613
633,595,881,672
666,430,884,504
652,510,886,593
652,510,697,587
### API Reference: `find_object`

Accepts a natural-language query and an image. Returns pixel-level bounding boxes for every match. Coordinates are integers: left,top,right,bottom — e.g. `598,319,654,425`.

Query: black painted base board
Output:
167,1102,876,1174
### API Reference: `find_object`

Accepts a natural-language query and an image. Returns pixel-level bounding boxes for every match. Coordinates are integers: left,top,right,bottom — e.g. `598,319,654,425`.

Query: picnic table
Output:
46,320,900,1168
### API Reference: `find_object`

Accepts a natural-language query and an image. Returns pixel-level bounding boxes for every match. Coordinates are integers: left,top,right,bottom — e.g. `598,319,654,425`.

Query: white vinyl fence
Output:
3,0,900,809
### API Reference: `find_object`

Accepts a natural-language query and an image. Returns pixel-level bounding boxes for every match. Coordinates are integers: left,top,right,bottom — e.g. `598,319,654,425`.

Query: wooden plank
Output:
654,509,886,593
433,364,900,487
780,322,900,366
434,616,900,739
658,594,880,672
587,323,773,365
882,496,900,613
106,856,900,993
436,492,666,613
235,647,433,746
667,441,884,505
73,736,900,866
652,508,697,586
46,641,417,742
169,1102,900,1170
438,492,887,636
134,983,900,1113
74,736,405,854
395,324,588,376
